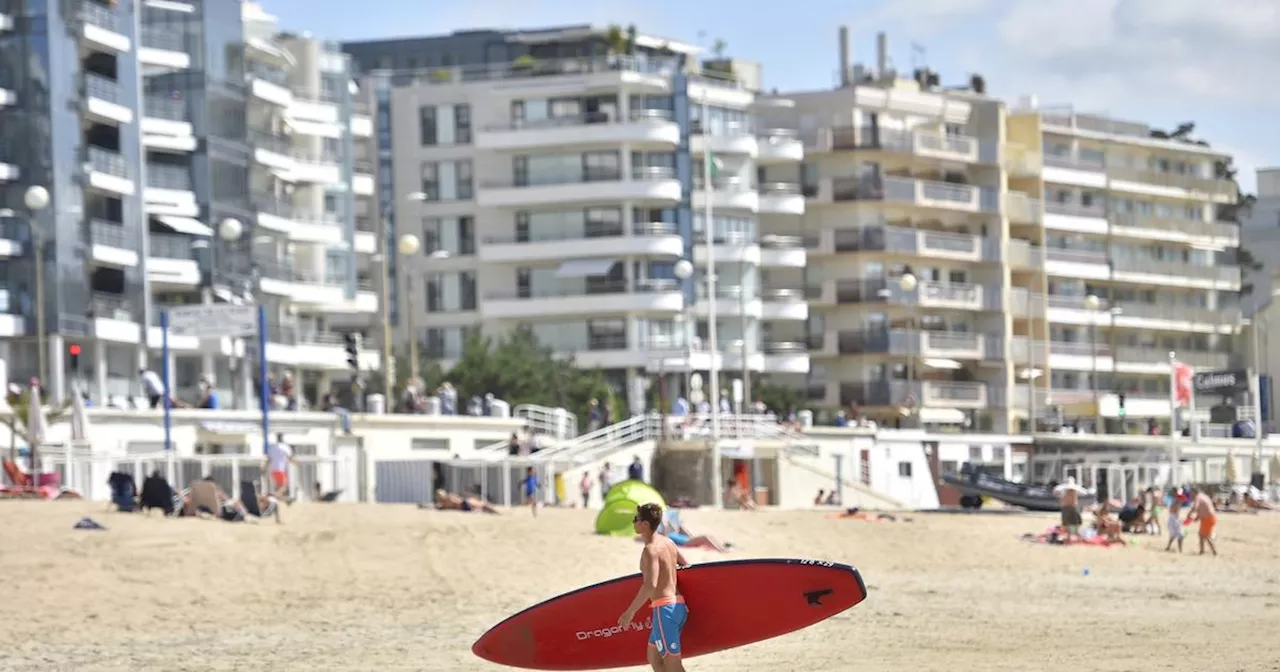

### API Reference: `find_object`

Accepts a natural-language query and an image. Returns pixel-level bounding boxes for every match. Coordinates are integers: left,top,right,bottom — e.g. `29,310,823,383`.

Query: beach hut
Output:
594,479,664,536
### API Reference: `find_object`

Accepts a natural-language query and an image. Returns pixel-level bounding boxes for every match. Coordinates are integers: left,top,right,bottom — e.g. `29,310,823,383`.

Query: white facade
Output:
378,46,808,411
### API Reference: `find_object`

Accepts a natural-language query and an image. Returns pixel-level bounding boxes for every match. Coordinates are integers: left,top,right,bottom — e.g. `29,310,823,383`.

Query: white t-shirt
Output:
266,442,293,472
141,371,164,396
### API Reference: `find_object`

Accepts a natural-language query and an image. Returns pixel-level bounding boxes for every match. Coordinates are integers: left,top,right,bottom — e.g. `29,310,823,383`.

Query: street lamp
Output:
395,233,422,379
674,259,695,399
1085,294,1102,433
378,192,430,400
899,272,917,422
21,186,50,388
218,217,243,243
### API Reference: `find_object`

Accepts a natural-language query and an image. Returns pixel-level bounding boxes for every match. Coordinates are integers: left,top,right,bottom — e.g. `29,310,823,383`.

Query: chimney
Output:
838,26,850,87
876,32,888,79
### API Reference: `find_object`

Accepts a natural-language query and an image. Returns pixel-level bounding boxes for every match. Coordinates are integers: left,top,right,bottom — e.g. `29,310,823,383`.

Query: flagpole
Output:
701,87,724,510
1169,351,1180,487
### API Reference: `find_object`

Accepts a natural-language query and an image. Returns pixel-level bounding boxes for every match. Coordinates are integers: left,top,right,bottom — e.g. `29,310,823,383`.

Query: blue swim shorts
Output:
648,596,688,657
667,532,690,546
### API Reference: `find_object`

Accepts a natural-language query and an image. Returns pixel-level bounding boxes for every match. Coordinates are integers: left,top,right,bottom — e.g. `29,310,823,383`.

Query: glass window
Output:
454,104,471,144
419,106,437,146
455,160,473,200
420,162,439,200
457,216,475,255
583,151,621,181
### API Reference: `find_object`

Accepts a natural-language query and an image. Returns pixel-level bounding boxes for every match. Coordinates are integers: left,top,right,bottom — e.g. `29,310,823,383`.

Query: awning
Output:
156,215,213,236
923,358,962,370
918,408,967,424
555,258,618,278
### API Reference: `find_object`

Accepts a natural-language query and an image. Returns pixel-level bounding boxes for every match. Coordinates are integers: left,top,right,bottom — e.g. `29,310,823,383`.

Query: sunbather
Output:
655,513,730,552
1093,501,1125,544
424,488,499,514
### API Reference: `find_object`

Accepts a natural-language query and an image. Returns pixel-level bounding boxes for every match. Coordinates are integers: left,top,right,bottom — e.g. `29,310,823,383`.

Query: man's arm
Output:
619,547,658,624
675,548,690,568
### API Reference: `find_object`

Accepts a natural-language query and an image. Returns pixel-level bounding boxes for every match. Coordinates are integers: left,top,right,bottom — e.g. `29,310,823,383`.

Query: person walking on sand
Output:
1186,487,1218,556
522,467,540,517
265,433,295,500
619,503,689,671
1165,498,1185,553
580,471,592,508
1053,477,1085,541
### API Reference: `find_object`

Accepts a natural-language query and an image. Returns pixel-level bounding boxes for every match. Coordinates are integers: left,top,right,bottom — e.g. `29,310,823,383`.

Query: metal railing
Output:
377,54,682,88
90,292,134,320
84,73,121,104
148,232,196,260
488,107,674,131
1043,153,1105,171
1106,166,1236,196
1045,247,1108,264
1112,302,1242,325
1044,201,1106,218
250,130,295,156
473,404,580,456
1114,347,1230,369
758,182,801,196
488,278,679,301
1110,214,1238,240
79,1,121,32
143,96,187,121
140,27,185,52
88,219,133,249
1111,258,1241,283
87,147,127,177
484,221,676,245
146,164,192,190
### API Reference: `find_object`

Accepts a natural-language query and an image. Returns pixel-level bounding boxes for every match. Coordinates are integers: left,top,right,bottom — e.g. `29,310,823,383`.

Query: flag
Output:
1172,362,1193,407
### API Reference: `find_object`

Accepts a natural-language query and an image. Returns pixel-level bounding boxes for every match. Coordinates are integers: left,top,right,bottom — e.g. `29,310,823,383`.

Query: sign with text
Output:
165,304,258,339
1193,369,1249,395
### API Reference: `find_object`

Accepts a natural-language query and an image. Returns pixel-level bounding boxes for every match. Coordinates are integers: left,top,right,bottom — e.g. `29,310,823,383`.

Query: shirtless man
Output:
1186,486,1219,556
619,502,689,671
1057,477,1083,540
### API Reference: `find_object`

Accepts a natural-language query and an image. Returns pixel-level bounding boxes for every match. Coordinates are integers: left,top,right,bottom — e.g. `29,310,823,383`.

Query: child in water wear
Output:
1165,499,1184,553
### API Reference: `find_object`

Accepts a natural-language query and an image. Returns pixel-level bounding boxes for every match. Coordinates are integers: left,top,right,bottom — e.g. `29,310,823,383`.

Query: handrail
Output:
474,404,578,457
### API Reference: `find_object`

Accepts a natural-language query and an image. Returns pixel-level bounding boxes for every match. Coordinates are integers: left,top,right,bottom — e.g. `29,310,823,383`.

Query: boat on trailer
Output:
942,463,1096,512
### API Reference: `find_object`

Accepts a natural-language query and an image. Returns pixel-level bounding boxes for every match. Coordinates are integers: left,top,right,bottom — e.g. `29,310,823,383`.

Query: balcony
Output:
290,150,342,184
254,200,344,246
85,147,134,195
141,97,195,152
476,109,679,151
1043,153,1105,172
693,176,758,212
480,222,684,263
1112,302,1242,332
1044,247,1108,265
1106,166,1236,199
1110,214,1238,245
842,380,988,409
824,126,980,164
835,278,988,311
147,233,200,287
758,234,806,267
836,329,986,360
762,341,809,374
1111,258,1241,286
759,288,808,321
756,129,804,163
1044,201,1106,219
478,166,681,208
83,74,132,125
87,218,138,267
146,164,192,192
757,182,805,215
389,56,675,95
78,1,130,53
1006,192,1043,224
693,285,763,318
832,225,987,262
251,131,297,171
829,175,997,213
1008,288,1045,318
1114,347,1230,370
247,63,292,107
1004,143,1042,178
139,28,190,69
691,120,758,158
482,278,682,319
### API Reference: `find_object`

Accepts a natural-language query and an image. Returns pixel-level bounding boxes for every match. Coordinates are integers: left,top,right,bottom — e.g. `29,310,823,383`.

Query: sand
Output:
1,501,1278,672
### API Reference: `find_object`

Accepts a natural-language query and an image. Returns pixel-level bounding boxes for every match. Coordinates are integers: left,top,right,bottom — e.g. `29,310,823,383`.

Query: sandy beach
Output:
1,501,1278,671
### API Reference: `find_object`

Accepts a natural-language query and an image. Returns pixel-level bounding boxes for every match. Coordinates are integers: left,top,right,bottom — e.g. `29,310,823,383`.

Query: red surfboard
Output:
472,558,866,670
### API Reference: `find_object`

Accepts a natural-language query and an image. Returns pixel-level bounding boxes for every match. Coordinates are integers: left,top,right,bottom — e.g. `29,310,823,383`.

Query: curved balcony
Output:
760,288,808,321
478,166,681,208
763,341,810,373
692,285,763,318
690,121,758,158
758,234,806,267
756,129,804,163
757,182,805,216
482,278,683,319
693,232,760,265
477,109,679,151
693,176,758,212
481,222,684,263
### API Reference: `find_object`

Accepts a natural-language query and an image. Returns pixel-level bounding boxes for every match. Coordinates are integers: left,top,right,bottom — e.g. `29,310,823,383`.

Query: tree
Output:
605,24,626,55
712,39,727,58
625,25,637,56
753,376,805,415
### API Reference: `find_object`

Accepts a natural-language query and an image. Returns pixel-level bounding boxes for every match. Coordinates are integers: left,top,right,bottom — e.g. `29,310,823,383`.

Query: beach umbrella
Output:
26,381,48,481
70,380,90,442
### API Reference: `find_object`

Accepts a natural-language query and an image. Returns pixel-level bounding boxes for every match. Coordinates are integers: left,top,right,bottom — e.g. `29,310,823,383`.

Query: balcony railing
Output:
761,288,805,303
831,176,997,212
1115,347,1230,369
840,380,988,408
1111,214,1238,240
146,164,192,191
832,225,984,257
140,27,184,52
827,126,978,159
1045,247,1108,264
491,278,679,301
80,1,122,33
1112,302,1242,325
90,292,134,321
759,233,804,250
1048,340,1110,357
247,62,288,86
1048,294,1109,311
143,96,187,121
149,232,196,260
1111,258,1240,283
84,73,122,104
490,107,673,131
834,278,985,308
87,147,127,177
1106,166,1236,196
485,221,674,245
1006,192,1042,223
837,328,986,356
88,219,133,249
758,182,801,196
381,55,681,88
1044,201,1106,218
490,166,669,190
250,131,296,156
1043,153,1105,171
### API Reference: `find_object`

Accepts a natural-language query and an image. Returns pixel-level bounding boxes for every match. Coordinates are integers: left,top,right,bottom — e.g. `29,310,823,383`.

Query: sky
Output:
265,0,1279,193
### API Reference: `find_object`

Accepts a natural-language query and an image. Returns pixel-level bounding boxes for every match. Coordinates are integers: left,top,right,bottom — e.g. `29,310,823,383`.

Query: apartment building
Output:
752,31,1243,433
346,26,809,412
0,0,376,406
1242,168,1280,313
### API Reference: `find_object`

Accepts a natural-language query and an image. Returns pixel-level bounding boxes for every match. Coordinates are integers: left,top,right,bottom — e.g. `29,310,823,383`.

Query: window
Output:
419,106,437,146
425,274,442,312
460,271,477,310
515,212,531,242
513,156,529,187
454,104,471,144
411,438,448,451
585,207,622,237
420,162,439,200
582,151,621,182
897,461,913,478
587,319,626,350
455,160,473,200
969,446,983,461
423,217,441,253
458,216,475,255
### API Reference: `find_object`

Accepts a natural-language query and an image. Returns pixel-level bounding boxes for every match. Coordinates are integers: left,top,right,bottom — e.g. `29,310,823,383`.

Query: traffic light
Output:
343,333,361,372
1117,392,1127,417
68,344,82,373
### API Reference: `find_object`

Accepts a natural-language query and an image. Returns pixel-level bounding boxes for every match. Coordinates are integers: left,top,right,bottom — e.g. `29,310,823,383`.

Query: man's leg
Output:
646,645,663,672
662,653,685,671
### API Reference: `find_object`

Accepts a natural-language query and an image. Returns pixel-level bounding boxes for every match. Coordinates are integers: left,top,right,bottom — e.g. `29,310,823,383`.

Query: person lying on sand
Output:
653,514,731,552
423,489,499,514
1092,501,1125,544
182,479,279,523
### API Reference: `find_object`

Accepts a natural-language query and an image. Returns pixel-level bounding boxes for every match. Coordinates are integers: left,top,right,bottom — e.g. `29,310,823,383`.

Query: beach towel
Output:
1020,526,1123,547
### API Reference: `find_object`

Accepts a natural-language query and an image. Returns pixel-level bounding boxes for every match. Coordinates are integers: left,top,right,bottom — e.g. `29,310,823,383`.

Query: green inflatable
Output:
594,479,665,536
